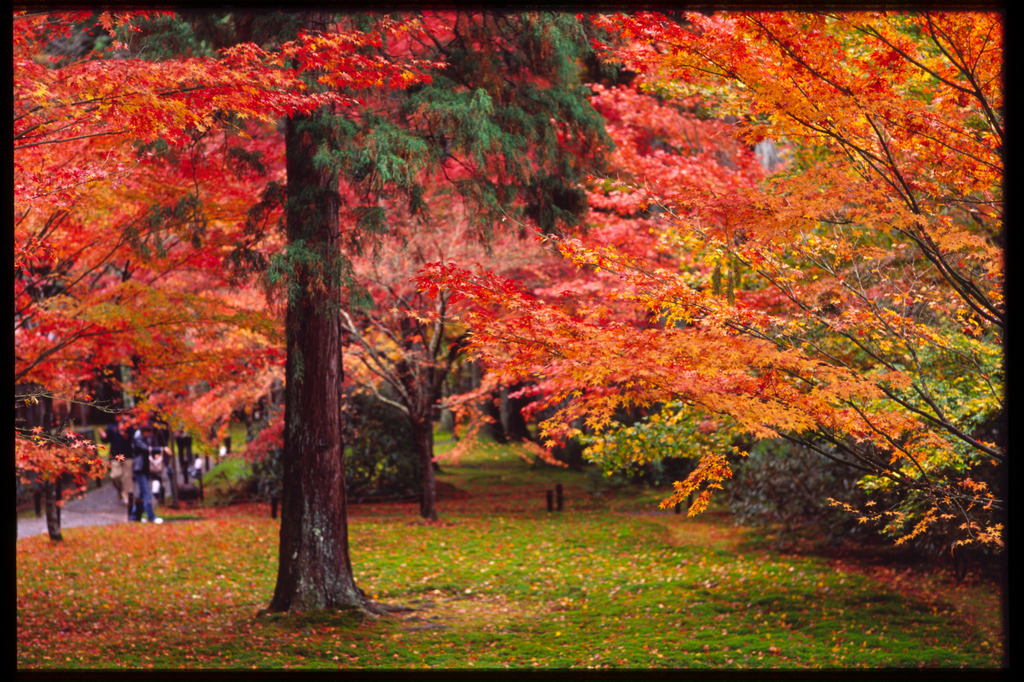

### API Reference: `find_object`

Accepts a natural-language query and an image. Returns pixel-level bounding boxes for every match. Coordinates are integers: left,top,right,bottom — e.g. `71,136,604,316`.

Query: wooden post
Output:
546,490,553,512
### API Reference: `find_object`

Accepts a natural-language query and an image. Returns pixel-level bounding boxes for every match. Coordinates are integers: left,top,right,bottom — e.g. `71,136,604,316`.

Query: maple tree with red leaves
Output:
336,188,579,520
13,8,437,578
422,11,1004,552
16,10,1003,627
15,9,609,613
13,10,337,539
213,10,610,532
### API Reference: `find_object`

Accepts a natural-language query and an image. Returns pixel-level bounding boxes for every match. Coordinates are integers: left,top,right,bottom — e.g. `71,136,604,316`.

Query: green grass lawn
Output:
16,439,1004,670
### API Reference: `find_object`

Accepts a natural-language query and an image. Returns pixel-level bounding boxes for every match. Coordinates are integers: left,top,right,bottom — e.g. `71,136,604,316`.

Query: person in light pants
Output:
101,414,133,506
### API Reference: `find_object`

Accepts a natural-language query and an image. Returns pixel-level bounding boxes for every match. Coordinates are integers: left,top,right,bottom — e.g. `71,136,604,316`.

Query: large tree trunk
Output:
267,112,367,614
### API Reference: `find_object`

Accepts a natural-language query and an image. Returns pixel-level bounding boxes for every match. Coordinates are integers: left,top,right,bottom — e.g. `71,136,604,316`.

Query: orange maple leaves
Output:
422,10,1004,548
14,11,437,480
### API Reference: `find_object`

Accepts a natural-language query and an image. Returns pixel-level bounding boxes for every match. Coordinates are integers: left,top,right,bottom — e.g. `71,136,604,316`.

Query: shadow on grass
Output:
256,607,369,631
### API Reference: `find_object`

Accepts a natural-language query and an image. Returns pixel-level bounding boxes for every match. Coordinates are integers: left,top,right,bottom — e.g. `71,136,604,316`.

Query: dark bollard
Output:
34,490,42,518
555,483,563,511
546,490,553,512
675,503,681,514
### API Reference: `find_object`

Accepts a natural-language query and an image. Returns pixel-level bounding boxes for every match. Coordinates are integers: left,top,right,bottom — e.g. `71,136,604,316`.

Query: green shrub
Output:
726,439,868,546
202,456,257,506
585,456,696,495
343,391,421,502
727,438,1003,581
244,391,422,503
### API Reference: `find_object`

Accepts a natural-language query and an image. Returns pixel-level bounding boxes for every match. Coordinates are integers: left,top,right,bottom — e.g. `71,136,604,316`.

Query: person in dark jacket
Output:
131,422,170,524
101,414,133,505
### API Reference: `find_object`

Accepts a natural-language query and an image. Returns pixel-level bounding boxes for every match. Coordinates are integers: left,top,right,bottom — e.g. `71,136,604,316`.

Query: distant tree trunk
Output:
43,480,62,542
500,383,531,442
438,380,456,437
267,111,367,614
489,385,529,443
412,415,437,521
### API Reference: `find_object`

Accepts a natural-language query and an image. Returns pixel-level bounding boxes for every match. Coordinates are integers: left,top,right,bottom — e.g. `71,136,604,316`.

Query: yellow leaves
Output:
410,12,1005,552
954,523,1004,550
832,459,1003,550
657,448,742,516
894,511,939,546
959,477,989,494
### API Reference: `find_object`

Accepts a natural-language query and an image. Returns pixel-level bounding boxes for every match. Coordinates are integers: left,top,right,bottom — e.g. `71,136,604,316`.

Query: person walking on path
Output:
131,422,169,524
100,414,133,506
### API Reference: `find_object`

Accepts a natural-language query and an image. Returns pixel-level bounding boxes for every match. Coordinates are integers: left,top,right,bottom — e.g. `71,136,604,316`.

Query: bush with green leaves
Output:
726,439,869,546
342,390,421,502
202,456,258,506
584,455,697,496
728,438,1003,581
243,390,422,503
580,401,732,489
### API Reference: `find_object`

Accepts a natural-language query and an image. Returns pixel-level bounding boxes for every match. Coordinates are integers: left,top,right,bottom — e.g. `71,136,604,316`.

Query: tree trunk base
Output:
256,602,379,625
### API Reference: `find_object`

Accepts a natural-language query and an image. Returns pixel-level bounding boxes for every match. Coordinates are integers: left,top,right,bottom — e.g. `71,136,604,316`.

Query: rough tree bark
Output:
267,111,368,614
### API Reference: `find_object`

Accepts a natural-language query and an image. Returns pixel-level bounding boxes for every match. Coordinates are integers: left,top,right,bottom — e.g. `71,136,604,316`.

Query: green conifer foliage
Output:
396,11,610,235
